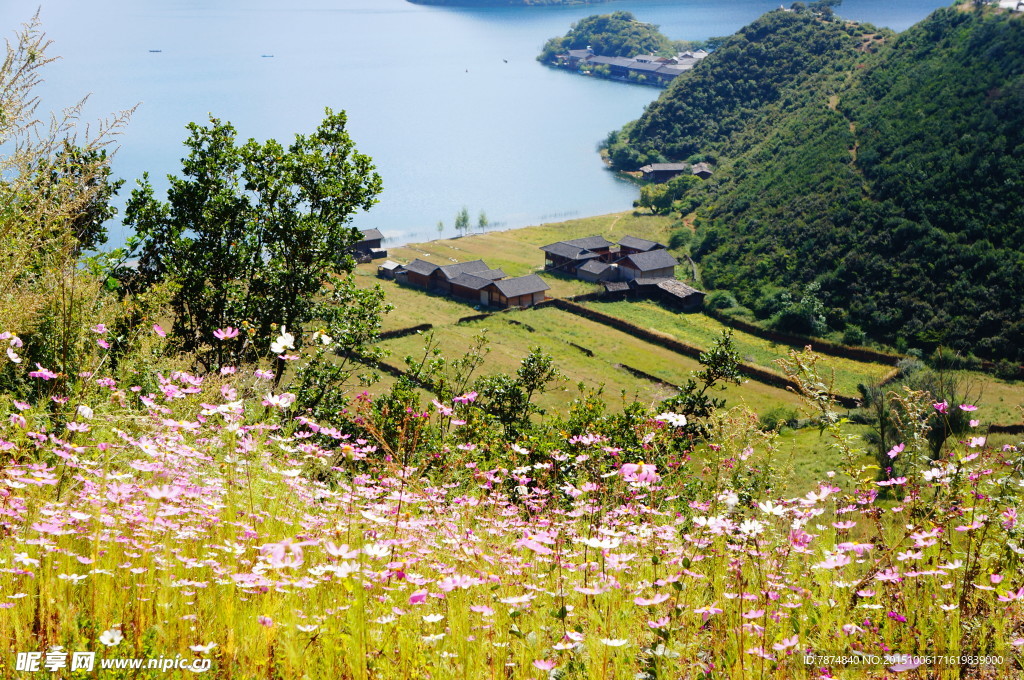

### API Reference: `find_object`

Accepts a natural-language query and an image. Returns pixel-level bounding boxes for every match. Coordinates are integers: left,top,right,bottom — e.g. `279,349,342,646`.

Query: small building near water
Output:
353,228,386,261
484,275,550,309
639,163,690,183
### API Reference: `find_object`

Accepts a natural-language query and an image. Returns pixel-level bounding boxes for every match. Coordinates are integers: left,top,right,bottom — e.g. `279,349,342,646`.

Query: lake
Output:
1,0,948,247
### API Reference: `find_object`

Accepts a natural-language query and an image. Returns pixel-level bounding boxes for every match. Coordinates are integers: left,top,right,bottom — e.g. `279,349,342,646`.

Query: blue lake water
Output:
1,0,947,247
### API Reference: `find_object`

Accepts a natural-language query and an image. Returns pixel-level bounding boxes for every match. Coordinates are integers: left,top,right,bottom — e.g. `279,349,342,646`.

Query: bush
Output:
706,290,738,310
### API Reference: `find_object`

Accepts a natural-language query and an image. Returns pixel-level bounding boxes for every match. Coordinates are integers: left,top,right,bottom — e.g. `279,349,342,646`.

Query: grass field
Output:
376,305,807,415
583,299,896,397
358,210,1023,429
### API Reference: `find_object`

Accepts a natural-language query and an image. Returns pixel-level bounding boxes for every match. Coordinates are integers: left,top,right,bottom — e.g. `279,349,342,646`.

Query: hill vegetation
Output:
606,3,1024,365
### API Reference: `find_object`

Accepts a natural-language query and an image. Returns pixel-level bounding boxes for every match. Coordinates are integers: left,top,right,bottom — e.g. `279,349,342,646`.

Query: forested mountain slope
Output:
607,5,1024,363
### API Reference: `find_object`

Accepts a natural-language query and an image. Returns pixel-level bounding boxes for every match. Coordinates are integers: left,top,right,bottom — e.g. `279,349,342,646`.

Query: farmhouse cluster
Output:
540,235,704,310
380,258,550,310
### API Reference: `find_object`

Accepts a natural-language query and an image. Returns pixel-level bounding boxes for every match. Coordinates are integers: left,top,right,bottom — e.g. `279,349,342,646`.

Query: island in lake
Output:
538,11,711,87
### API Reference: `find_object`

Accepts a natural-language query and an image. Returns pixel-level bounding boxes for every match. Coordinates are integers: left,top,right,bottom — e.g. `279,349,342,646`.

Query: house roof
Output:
359,228,383,242
541,242,600,261
588,56,635,68
630,275,671,288
656,279,703,299
604,281,630,293
623,250,679,272
617,236,664,252
577,260,610,275
492,274,550,299
378,260,402,271
563,235,613,251
691,162,714,176
567,49,594,59
403,258,441,276
438,260,490,279
639,163,690,173
448,273,498,291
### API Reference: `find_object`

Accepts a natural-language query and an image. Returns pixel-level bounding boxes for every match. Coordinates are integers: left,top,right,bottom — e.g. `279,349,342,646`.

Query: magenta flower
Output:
887,443,904,459
932,401,948,414
453,391,477,404
153,324,166,337
958,404,978,412
408,589,428,605
28,364,58,380
91,324,107,334
213,327,240,340
532,660,556,671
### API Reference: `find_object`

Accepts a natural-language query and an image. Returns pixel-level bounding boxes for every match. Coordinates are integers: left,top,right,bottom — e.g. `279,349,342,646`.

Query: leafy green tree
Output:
477,210,489,231
454,206,470,235
476,348,562,438
659,330,743,434
123,109,382,369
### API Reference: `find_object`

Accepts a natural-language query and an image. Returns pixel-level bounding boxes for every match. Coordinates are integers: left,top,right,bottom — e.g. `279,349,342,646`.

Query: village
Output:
554,47,709,86
357,227,705,313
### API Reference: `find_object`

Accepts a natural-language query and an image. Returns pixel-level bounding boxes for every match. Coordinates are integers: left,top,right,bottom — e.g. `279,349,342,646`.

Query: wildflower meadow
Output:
0,323,1021,679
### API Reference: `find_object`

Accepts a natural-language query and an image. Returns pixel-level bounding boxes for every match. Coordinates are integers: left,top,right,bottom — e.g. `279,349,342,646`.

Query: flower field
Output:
1,329,1021,679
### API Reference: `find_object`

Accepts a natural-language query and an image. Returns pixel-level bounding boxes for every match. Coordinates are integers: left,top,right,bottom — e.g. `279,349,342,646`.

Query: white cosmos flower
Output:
600,638,629,647
270,326,295,354
99,629,123,647
189,642,217,654
76,404,94,420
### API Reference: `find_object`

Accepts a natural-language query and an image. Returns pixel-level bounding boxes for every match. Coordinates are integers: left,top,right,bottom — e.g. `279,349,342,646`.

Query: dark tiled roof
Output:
404,258,441,276
617,236,664,252
359,228,383,242
588,56,635,68
448,273,496,291
639,163,690,173
567,49,594,59
541,242,600,261
564,236,613,251
493,274,550,299
691,162,714,176
630,276,671,288
623,250,679,272
657,279,703,298
578,260,610,275
438,260,489,279
604,281,630,293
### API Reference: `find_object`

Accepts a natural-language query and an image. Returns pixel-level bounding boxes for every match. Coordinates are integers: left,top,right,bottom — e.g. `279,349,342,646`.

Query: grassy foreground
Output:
0,336,1021,679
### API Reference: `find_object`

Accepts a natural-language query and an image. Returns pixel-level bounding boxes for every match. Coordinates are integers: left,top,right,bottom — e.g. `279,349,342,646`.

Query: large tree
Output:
124,109,383,369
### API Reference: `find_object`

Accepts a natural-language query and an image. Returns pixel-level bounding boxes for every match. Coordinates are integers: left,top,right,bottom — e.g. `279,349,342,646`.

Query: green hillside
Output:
607,3,1024,364
538,11,676,62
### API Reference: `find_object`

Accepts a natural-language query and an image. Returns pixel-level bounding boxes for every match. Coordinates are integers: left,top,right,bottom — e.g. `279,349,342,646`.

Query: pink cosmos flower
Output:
634,593,670,606
932,401,948,414
532,660,556,671
620,462,660,484
958,404,978,412
887,443,905,459
91,324,107,334
408,590,428,605
452,391,477,404
694,604,722,621
153,324,166,337
213,327,240,340
28,364,58,380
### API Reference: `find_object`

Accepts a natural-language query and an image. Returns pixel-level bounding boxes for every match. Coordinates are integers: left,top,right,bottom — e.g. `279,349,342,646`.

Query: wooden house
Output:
619,249,678,282
577,259,614,283
434,260,493,294
655,280,705,311
483,275,550,309
401,259,441,289
353,228,386,261
448,270,506,303
617,236,666,258
639,163,690,183
691,162,714,179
